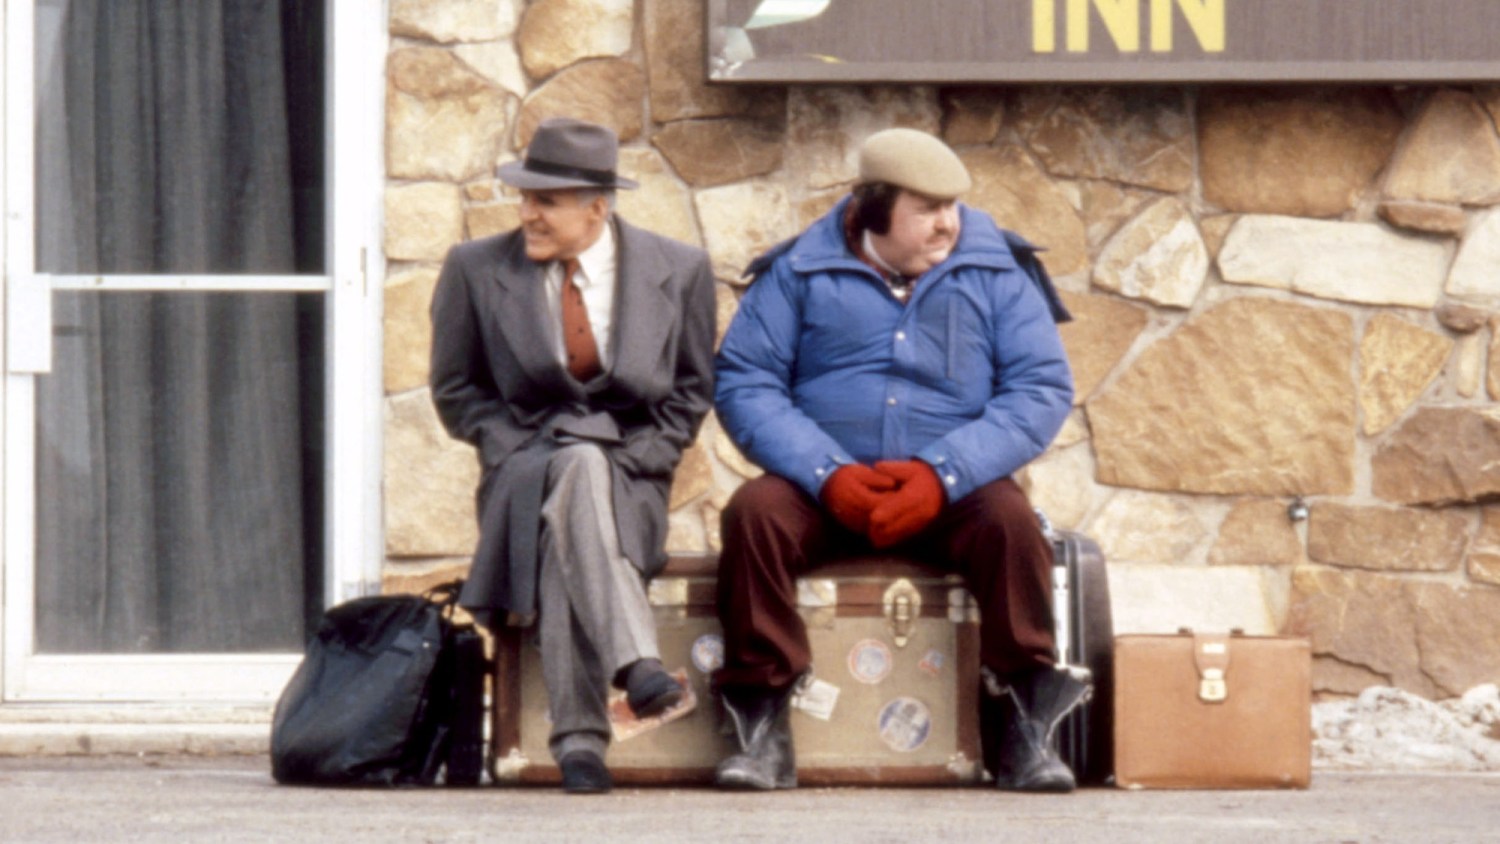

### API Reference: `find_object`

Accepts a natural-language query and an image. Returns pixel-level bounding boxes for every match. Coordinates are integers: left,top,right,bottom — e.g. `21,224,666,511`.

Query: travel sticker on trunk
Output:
877,696,932,753
848,639,893,684
791,676,841,721
691,633,724,673
918,649,945,677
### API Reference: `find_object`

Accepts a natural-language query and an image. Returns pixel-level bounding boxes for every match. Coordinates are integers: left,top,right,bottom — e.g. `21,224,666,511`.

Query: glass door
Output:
2,0,385,703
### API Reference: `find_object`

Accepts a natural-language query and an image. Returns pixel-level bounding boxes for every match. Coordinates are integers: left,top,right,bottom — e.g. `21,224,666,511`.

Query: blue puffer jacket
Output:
715,197,1074,503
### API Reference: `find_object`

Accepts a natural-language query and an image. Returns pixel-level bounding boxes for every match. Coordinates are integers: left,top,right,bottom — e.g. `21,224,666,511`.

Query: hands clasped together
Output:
819,460,945,549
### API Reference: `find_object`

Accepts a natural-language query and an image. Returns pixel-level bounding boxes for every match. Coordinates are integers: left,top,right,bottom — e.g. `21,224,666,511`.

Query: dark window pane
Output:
36,291,324,654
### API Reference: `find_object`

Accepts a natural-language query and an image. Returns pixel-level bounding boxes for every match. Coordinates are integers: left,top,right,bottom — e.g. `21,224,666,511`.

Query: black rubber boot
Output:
714,683,798,791
984,665,1092,793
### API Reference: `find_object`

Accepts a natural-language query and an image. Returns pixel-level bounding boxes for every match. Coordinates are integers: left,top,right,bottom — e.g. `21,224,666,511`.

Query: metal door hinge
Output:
7,272,54,373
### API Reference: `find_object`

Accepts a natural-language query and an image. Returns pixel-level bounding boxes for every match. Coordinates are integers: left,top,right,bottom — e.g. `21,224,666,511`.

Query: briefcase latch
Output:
1199,667,1227,702
1193,634,1231,703
883,578,922,649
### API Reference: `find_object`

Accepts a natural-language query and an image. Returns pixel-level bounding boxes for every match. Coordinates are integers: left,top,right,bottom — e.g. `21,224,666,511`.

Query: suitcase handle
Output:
1051,562,1071,664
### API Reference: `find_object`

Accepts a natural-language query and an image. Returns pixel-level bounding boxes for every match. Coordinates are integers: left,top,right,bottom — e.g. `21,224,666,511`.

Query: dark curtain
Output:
33,0,318,653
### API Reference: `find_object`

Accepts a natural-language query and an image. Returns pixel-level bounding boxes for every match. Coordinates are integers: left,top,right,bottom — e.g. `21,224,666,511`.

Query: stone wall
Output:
380,0,1500,700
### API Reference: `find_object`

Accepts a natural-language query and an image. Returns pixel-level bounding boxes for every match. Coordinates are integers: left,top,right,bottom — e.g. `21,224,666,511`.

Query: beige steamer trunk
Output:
489,556,986,786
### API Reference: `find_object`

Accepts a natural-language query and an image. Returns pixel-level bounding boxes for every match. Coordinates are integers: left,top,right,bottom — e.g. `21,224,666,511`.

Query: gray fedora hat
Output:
498,117,639,190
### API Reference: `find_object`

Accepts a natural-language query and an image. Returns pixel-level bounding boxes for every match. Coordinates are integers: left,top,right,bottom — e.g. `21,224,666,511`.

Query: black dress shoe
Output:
626,668,684,719
558,751,612,794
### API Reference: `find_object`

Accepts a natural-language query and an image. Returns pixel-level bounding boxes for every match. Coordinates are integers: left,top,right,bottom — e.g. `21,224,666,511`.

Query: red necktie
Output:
560,258,602,382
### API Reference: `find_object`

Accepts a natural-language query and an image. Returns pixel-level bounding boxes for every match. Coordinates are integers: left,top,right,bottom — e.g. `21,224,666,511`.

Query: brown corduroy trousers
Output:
712,474,1058,693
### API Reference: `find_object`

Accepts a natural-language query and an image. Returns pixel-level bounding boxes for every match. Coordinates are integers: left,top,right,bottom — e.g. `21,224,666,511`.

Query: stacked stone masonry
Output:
381,0,1500,702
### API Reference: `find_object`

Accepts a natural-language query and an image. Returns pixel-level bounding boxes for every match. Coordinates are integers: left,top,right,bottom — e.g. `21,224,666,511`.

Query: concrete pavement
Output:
1,755,1497,843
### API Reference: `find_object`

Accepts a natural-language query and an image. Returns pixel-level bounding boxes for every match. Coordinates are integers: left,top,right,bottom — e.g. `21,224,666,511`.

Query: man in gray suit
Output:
429,118,716,794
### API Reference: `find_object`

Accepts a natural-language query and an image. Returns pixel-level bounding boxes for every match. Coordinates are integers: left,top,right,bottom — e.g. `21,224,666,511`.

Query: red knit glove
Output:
820,464,899,533
867,460,946,548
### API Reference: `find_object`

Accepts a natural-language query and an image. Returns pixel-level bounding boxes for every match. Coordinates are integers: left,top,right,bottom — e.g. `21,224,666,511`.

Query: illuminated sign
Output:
707,0,1500,83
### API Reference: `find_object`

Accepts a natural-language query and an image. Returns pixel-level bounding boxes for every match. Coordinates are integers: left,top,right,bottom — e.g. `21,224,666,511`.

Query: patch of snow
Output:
1313,685,1500,771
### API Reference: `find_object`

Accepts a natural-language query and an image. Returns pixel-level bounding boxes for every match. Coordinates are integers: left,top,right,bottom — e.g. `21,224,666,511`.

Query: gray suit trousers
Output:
538,443,660,762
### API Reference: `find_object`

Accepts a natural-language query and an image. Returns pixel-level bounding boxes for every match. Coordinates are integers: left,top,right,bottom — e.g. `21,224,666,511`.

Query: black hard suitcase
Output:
1049,528,1114,785
440,625,487,786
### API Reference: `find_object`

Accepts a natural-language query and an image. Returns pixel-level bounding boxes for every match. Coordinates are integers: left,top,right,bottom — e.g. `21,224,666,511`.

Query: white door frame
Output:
0,0,387,703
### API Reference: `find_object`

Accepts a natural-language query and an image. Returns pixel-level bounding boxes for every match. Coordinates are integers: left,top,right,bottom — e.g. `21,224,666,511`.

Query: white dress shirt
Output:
544,222,617,371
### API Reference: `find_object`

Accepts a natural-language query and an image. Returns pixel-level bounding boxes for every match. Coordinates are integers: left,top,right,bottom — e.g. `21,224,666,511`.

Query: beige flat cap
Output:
858,128,971,199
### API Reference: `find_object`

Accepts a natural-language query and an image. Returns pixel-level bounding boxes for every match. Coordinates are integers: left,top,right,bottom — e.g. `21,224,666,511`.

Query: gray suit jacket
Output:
429,217,716,619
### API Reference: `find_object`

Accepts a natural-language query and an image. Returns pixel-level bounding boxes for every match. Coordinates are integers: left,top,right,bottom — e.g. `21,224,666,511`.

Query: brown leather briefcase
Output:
1113,631,1311,789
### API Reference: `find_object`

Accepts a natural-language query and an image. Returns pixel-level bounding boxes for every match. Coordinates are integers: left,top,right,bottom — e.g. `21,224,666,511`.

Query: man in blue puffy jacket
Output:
712,128,1083,793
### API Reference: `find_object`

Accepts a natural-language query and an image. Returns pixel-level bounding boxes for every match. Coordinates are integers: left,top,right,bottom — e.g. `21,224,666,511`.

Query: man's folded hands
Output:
819,463,899,533
819,459,946,547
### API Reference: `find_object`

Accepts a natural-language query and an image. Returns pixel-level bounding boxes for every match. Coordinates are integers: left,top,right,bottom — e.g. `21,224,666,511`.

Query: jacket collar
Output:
784,195,1019,280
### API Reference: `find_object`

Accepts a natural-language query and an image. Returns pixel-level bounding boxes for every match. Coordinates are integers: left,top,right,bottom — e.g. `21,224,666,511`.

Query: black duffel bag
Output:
271,581,485,786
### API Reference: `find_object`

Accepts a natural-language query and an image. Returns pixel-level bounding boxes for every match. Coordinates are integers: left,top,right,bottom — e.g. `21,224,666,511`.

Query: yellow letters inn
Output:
1032,0,1227,53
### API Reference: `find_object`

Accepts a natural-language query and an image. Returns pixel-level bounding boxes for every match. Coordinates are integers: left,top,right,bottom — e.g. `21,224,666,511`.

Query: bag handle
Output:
423,579,466,614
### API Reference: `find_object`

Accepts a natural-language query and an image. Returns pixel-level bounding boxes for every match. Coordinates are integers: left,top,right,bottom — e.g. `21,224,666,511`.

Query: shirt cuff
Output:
916,449,964,501
809,454,853,497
